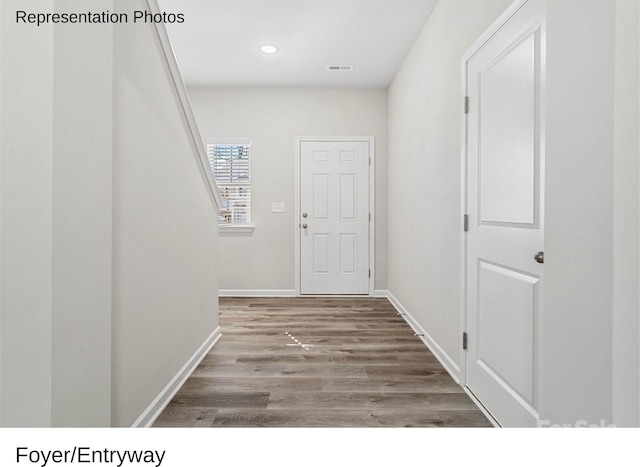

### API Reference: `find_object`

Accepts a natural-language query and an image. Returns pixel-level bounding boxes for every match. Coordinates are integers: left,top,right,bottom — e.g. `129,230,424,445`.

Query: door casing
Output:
295,136,375,296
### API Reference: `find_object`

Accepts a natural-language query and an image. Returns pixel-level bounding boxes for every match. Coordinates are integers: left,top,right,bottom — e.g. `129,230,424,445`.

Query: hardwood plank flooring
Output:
153,297,492,427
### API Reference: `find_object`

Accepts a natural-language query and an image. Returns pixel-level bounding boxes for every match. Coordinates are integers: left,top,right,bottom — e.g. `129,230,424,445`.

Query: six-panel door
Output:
300,141,370,295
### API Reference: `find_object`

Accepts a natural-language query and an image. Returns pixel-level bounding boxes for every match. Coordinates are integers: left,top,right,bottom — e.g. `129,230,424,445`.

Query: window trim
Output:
219,224,255,235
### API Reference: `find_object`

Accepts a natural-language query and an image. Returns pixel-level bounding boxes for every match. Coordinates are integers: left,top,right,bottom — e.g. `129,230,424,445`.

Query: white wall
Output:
0,0,220,427
1,0,3,425
188,87,388,294
612,0,639,427
388,0,640,426
51,0,114,427
542,0,617,425
0,0,55,426
387,0,513,378
111,2,220,426
1,0,115,427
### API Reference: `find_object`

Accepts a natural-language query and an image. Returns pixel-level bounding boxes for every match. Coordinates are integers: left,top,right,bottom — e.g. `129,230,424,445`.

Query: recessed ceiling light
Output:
259,44,279,54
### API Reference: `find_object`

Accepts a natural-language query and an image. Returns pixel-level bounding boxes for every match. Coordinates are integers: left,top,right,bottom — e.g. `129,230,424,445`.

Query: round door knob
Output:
534,251,544,264
302,223,308,229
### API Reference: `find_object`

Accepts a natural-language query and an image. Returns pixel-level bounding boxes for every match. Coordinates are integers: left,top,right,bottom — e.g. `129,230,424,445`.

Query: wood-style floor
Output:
153,297,492,427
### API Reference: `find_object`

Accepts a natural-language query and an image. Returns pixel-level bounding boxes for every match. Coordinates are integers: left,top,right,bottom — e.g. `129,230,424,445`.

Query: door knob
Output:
534,251,544,264
302,224,308,229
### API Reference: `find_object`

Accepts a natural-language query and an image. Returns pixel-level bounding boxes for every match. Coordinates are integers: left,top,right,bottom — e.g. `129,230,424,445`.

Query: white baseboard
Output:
221,290,389,298
463,386,501,427
131,326,222,428
386,291,461,383
219,289,297,297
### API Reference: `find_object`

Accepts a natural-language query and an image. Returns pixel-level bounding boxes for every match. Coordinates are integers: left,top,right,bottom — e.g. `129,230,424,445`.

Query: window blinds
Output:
207,143,251,225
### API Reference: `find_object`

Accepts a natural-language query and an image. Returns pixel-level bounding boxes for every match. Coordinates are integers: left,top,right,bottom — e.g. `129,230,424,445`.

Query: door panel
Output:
340,234,357,274
313,234,330,274
340,174,357,220
480,34,536,225
300,141,370,294
466,1,544,427
313,174,330,220
477,261,537,404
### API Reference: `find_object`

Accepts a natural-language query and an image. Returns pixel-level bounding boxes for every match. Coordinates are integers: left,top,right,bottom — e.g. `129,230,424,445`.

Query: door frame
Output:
459,0,541,414
294,136,375,296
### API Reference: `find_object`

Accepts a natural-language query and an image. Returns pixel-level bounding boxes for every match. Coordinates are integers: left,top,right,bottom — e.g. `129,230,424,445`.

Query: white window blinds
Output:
207,143,251,225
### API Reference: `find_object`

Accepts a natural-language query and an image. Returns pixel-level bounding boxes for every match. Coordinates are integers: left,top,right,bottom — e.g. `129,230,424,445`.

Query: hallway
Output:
153,297,491,427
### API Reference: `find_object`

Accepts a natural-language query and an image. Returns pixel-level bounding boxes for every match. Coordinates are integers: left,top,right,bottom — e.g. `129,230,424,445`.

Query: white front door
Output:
465,0,545,427
299,140,370,295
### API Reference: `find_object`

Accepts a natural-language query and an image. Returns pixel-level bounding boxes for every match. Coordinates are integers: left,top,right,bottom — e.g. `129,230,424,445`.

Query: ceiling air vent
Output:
327,65,354,72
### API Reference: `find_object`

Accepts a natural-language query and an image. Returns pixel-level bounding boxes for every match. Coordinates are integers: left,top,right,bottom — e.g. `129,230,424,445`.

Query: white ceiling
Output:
158,0,438,88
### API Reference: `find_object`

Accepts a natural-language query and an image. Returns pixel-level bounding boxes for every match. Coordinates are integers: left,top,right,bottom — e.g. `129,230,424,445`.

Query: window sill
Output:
219,224,254,235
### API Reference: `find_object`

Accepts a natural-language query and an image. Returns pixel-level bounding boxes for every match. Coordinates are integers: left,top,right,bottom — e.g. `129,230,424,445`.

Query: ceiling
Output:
158,0,439,88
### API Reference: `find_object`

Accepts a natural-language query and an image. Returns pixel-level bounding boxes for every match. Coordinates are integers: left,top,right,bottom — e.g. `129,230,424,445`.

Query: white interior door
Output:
465,1,545,427
299,140,370,295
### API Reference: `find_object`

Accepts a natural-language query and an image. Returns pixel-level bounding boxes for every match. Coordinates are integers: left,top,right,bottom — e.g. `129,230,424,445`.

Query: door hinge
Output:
369,213,371,222
464,96,469,114
463,214,469,232
369,269,371,278
463,331,468,350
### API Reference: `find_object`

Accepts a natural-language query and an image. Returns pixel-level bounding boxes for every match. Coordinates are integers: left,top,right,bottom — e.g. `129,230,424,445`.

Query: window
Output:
207,141,252,226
